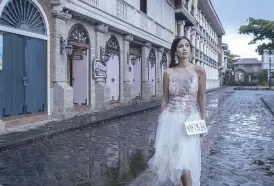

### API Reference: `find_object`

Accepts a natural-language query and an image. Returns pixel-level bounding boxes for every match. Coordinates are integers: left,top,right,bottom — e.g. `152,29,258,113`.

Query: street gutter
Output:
261,97,274,116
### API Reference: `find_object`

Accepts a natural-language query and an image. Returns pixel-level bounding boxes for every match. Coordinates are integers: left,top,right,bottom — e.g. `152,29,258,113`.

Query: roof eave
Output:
199,0,225,36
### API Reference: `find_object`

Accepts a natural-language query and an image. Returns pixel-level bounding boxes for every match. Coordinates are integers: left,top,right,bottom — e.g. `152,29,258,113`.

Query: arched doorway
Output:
105,35,120,102
235,69,246,82
0,0,49,118
67,24,90,106
160,53,167,81
148,49,156,96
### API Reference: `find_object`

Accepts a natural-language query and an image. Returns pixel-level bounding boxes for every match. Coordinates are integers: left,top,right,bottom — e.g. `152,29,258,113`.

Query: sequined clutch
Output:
184,120,208,135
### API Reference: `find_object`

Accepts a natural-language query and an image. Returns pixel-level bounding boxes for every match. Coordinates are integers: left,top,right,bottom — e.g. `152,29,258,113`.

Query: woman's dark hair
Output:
169,36,193,68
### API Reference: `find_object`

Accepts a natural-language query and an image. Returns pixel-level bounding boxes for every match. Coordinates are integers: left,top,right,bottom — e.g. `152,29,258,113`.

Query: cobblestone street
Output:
0,88,273,186
201,90,274,186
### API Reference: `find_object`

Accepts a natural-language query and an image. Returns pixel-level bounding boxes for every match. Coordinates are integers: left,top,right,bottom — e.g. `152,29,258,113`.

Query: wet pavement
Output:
0,88,273,186
200,90,274,186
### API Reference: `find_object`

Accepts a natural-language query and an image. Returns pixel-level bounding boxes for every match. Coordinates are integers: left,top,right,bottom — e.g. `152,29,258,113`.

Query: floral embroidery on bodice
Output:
165,68,199,114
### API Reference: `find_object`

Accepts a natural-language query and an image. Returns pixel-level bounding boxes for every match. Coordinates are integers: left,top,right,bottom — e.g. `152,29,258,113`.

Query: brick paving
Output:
0,87,226,152
128,90,274,186
0,87,235,186
3,87,273,186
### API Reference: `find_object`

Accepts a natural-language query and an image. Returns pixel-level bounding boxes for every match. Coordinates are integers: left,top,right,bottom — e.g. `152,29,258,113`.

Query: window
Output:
140,0,147,14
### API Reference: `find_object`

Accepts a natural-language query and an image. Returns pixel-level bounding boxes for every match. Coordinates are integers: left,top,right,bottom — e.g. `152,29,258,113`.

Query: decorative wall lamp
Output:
100,46,111,63
127,53,141,65
60,37,74,57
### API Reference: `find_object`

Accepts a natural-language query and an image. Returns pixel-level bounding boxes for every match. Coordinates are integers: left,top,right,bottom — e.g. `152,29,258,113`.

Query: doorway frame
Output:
0,0,51,115
105,35,121,103
67,24,91,106
69,48,89,105
148,48,157,97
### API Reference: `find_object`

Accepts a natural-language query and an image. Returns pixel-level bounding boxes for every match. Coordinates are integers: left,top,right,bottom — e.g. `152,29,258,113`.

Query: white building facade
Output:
220,43,229,85
0,0,225,123
261,50,274,71
175,0,225,90
51,0,176,117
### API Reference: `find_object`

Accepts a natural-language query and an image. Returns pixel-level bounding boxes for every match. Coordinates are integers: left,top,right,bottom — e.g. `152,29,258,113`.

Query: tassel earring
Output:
175,55,179,64
190,54,193,63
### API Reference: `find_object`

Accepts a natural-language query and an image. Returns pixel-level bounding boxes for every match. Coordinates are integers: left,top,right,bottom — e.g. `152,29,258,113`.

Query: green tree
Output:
256,69,268,85
227,51,240,69
239,17,274,55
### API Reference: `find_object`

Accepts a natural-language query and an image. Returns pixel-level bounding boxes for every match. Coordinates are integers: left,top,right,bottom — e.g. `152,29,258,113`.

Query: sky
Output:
211,0,274,59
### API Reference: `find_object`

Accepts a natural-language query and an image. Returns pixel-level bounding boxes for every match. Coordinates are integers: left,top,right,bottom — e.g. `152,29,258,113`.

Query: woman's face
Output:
176,38,191,59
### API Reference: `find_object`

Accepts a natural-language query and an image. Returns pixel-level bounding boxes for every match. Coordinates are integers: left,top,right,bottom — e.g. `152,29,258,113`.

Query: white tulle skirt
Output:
148,110,201,186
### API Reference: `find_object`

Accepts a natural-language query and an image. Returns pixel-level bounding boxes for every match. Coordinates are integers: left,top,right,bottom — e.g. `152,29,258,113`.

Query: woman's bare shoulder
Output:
163,68,174,77
193,65,206,76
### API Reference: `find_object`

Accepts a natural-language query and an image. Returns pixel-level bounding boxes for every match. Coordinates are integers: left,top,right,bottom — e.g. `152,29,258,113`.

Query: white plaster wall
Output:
65,0,175,49
262,51,274,70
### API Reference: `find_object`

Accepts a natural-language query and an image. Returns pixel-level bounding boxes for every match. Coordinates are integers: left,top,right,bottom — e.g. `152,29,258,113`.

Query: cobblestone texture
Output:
0,87,224,152
201,90,274,186
0,88,273,186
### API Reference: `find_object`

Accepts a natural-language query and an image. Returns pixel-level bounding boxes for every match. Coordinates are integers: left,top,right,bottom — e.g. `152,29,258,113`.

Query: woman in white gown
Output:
148,36,206,186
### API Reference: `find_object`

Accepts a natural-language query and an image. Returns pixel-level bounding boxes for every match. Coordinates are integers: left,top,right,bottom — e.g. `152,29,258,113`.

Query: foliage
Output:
239,17,274,55
226,50,240,69
256,69,268,85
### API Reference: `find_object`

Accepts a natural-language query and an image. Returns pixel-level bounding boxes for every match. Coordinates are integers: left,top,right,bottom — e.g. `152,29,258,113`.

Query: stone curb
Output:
261,97,274,116
234,87,274,91
0,86,227,152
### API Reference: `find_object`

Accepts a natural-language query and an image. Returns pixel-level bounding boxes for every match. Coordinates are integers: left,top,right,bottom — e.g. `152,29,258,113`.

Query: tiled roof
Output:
233,58,262,65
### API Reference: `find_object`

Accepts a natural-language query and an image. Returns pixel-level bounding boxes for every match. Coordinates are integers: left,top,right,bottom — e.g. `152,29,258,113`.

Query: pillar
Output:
157,47,165,98
94,23,111,110
142,42,152,101
122,34,135,105
185,26,191,39
178,21,185,37
52,9,74,118
191,31,196,63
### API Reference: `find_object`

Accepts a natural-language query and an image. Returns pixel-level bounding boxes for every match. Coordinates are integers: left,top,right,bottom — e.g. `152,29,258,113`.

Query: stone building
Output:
220,43,230,85
51,0,175,118
261,50,274,82
233,58,262,83
175,0,225,90
0,0,225,126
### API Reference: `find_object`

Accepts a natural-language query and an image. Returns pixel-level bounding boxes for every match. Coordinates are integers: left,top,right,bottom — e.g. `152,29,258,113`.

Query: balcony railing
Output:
184,2,188,10
77,0,174,42
195,49,199,58
116,0,127,20
80,0,99,6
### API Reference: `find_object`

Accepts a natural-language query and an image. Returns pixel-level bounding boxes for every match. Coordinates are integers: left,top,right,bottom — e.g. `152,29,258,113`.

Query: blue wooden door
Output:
0,33,25,117
0,33,47,118
25,37,47,114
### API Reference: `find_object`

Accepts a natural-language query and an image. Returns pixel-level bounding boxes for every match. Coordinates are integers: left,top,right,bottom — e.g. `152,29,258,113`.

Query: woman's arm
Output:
196,66,207,120
161,70,170,112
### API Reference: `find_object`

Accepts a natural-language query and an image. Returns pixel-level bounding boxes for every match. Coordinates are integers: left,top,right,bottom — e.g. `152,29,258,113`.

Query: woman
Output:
148,36,206,186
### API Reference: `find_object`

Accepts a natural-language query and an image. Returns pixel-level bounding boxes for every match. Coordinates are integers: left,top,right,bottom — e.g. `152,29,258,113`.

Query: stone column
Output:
142,42,152,101
52,9,74,119
178,21,185,36
191,31,196,63
196,35,200,65
94,23,111,111
185,26,191,39
156,47,165,98
196,35,200,50
194,0,199,16
200,38,204,64
122,34,135,105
